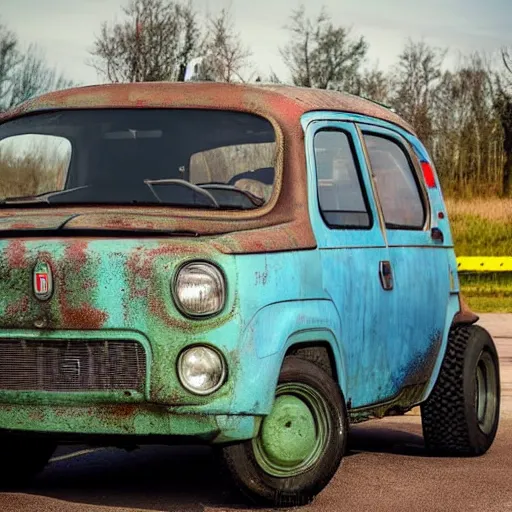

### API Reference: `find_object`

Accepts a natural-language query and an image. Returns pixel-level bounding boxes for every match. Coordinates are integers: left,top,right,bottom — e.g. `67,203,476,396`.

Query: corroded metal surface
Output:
0,83,324,254
0,82,416,253
0,85,475,444
0,82,416,134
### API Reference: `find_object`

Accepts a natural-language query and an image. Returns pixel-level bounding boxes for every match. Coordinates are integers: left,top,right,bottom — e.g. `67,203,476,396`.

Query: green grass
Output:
447,198,512,313
464,296,512,313
459,273,512,313
450,215,512,257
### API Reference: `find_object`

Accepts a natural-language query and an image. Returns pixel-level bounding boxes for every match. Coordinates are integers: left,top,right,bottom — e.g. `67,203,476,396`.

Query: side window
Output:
313,129,371,228
363,133,426,229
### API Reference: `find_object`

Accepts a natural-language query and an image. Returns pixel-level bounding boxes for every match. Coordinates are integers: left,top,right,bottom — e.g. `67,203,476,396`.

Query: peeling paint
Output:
0,83,464,446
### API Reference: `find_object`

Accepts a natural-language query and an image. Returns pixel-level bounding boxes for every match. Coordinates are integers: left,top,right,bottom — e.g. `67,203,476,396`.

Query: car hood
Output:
0,211,195,233
0,210,316,255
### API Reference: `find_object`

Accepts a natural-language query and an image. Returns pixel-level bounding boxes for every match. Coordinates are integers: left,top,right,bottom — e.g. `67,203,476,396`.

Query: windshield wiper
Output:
0,186,89,205
144,179,220,208
197,183,266,207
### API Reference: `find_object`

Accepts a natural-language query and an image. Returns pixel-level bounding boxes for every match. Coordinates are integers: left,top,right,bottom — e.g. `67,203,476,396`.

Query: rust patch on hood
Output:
6,296,29,316
6,240,27,269
59,303,108,330
54,239,109,329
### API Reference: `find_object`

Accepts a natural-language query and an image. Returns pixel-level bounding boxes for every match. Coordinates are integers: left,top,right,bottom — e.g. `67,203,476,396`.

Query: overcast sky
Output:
2,0,511,85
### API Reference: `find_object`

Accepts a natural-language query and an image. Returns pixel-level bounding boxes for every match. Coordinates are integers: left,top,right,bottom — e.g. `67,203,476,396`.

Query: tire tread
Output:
421,324,499,456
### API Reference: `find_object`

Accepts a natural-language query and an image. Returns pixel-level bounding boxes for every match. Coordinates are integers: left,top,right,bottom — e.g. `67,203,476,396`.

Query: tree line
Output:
1,0,512,197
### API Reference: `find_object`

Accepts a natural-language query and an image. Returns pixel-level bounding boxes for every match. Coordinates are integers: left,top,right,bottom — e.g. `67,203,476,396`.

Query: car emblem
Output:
33,261,53,301
60,358,81,378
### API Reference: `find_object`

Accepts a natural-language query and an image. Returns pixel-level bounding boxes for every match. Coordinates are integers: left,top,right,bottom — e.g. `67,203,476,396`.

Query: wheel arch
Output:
282,331,346,398
422,292,477,403
245,299,348,406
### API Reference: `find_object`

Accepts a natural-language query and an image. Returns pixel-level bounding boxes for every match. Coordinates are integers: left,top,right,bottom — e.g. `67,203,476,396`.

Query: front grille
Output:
0,339,146,392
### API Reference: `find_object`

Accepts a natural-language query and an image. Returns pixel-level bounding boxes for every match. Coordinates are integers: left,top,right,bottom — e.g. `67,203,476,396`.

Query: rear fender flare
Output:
422,293,471,401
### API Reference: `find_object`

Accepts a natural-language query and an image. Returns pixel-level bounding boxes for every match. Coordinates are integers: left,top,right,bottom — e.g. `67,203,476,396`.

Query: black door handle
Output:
379,260,394,291
431,227,444,243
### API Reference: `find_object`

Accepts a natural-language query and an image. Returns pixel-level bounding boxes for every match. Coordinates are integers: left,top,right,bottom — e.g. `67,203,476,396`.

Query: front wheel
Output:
221,356,348,507
421,324,501,456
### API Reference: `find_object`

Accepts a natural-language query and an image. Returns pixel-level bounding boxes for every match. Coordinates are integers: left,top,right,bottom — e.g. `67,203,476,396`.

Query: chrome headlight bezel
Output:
172,261,226,318
177,345,227,396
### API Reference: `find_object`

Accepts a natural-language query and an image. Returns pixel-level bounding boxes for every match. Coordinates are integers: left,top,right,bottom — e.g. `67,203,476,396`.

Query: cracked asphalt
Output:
1,314,511,512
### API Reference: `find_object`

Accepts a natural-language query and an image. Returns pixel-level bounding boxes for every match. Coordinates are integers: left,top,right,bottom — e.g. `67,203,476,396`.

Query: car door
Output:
305,120,396,409
358,123,451,400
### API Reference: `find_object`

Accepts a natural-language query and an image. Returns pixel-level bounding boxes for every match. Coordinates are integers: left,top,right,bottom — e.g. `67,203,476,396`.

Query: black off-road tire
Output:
221,356,348,507
421,324,500,456
0,436,56,489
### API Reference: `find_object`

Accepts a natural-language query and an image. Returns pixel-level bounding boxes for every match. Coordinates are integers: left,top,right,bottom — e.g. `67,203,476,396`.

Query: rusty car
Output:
0,82,501,506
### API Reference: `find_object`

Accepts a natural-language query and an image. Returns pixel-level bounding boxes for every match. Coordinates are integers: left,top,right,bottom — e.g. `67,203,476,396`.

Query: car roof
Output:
0,81,415,135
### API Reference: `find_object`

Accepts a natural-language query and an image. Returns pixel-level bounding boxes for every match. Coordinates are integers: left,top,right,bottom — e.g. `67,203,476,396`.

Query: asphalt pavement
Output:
1,313,511,512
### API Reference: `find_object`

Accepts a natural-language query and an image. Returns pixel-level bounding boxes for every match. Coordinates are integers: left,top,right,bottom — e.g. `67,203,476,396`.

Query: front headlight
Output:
178,345,226,395
173,262,225,317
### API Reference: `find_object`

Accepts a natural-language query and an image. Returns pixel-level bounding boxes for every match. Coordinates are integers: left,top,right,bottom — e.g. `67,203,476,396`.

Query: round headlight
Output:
178,346,226,395
173,262,226,317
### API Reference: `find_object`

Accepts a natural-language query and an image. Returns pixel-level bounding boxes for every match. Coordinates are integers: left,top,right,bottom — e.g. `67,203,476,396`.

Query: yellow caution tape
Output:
457,257,512,272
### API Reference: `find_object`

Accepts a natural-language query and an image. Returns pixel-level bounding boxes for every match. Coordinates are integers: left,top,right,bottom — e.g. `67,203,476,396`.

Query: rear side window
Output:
313,130,371,228
363,134,426,229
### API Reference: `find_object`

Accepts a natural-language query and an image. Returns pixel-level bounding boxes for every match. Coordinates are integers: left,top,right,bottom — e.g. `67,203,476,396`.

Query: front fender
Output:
240,299,347,412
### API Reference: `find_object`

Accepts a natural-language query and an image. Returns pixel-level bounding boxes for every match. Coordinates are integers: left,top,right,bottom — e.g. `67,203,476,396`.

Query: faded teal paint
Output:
0,107,469,442
0,402,260,441
94,245,127,328
301,111,456,249
304,119,394,407
301,113,457,409
0,238,319,421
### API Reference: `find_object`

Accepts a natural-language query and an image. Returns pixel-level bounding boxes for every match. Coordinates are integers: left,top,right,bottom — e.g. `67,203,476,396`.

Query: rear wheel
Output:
421,324,500,456
221,356,348,507
0,437,56,489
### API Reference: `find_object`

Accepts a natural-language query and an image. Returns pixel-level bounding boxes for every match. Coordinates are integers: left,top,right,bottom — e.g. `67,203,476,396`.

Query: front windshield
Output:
0,108,277,210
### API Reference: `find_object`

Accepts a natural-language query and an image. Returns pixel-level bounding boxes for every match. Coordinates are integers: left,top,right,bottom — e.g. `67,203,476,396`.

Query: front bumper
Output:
0,328,279,442
0,403,261,443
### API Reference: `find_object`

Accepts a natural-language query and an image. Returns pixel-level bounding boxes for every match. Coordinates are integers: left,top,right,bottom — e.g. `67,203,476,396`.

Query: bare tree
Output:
432,54,502,195
194,8,253,83
352,65,391,104
90,0,201,83
280,4,368,90
389,39,446,147
9,44,73,107
495,48,512,196
0,22,73,112
0,23,21,110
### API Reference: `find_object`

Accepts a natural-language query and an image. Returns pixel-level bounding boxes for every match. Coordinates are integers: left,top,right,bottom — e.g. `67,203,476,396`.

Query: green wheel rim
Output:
252,382,331,478
474,350,498,435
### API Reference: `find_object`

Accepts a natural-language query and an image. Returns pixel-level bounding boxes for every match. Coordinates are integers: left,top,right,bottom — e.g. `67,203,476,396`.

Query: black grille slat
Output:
0,340,146,392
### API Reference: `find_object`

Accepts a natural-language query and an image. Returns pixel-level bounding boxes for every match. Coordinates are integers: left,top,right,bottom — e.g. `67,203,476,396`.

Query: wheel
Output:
421,324,500,456
0,436,56,488
221,356,348,507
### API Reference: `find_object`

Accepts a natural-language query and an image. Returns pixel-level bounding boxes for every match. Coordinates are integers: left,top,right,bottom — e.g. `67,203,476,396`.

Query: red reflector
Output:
421,161,436,188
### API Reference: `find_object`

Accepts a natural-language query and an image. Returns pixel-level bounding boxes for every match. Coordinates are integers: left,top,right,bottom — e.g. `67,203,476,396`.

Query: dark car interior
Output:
0,108,277,210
